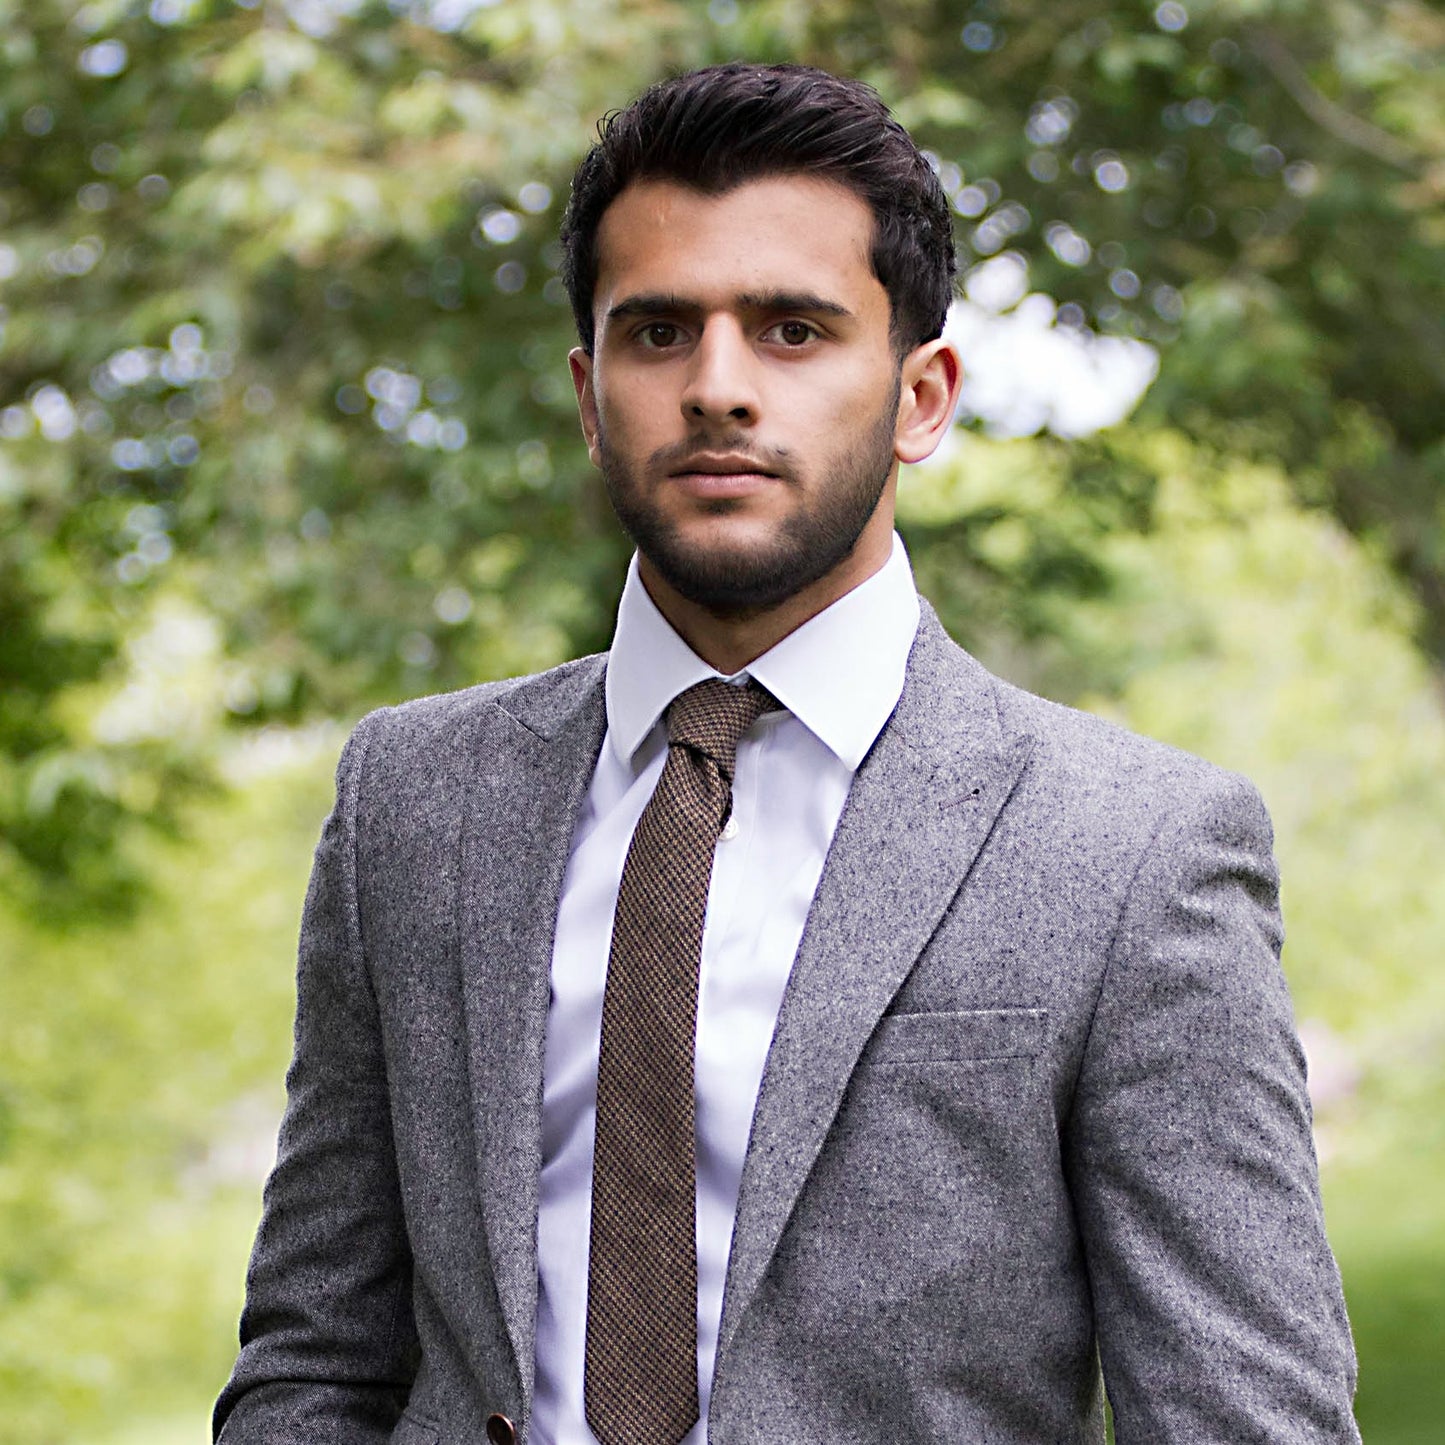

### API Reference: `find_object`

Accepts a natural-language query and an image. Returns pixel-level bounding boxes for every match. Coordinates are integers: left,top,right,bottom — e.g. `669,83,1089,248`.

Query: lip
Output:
667,452,780,478
668,471,778,502
666,453,781,498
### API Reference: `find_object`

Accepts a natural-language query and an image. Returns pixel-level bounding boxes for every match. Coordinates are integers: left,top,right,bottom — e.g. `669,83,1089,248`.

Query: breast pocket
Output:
860,1007,1048,1066
390,1410,439,1445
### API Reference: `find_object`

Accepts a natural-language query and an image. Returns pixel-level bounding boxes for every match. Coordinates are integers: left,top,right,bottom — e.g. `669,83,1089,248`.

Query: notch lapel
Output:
717,613,1034,1358
456,655,608,1401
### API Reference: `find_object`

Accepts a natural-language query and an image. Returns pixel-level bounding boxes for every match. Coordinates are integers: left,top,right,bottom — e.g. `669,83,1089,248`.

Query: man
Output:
215,63,1359,1444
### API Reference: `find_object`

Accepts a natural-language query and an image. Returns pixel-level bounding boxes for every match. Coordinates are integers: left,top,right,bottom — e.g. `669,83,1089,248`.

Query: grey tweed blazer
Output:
214,605,1359,1444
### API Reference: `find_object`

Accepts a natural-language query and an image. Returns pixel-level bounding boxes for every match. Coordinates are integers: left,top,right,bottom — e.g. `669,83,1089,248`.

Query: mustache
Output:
648,434,797,480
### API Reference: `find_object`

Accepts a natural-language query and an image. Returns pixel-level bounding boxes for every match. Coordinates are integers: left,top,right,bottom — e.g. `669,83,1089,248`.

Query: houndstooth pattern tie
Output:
584,677,779,1445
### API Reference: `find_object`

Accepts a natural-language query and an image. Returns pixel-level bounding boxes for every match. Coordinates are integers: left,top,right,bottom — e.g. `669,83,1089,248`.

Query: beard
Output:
598,377,902,618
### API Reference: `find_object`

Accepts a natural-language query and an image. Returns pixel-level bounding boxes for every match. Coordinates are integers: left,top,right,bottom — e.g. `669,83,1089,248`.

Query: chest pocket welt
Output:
390,1410,439,1445
860,1007,1048,1066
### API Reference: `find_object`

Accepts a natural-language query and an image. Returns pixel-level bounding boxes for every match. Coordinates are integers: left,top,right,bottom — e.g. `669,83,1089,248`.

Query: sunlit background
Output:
2,1,1442,1440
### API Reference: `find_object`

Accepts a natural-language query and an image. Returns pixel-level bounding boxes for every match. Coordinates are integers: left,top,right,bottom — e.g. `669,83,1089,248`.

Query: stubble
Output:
598,375,902,619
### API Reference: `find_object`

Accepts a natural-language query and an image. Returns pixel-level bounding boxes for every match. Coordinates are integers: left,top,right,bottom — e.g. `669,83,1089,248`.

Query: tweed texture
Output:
213,606,1359,1445
586,680,778,1445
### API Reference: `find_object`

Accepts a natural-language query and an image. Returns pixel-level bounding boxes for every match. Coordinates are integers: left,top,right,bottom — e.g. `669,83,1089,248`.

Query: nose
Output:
680,317,759,428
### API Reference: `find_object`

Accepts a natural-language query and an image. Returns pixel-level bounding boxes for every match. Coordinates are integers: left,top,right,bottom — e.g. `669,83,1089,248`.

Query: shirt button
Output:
720,815,739,841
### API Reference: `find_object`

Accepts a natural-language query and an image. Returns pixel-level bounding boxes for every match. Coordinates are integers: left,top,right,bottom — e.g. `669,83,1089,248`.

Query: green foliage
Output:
907,427,1445,1438
1325,1146,1445,1441
2,0,1441,912
6,433,1445,1439
0,3,1442,1435
807,0,1445,645
0,746,334,1443
902,425,1445,1061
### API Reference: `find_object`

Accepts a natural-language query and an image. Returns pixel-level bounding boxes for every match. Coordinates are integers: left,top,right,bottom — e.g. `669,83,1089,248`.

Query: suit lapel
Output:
717,612,1034,1358
456,655,608,1399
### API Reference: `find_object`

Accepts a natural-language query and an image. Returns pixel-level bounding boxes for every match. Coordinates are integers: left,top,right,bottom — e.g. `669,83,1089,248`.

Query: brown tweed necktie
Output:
584,677,779,1445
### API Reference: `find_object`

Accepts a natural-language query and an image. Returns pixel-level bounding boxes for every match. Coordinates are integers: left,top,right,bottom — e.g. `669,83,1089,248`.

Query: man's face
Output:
570,175,908,617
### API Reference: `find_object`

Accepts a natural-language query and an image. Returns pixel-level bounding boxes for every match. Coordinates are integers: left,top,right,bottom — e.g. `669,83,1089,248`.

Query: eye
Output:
767,319,819,346
637,322,683,349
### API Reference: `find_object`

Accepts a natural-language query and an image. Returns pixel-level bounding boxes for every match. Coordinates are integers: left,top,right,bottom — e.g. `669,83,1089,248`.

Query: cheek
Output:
596,377,669,448
795,372,895,441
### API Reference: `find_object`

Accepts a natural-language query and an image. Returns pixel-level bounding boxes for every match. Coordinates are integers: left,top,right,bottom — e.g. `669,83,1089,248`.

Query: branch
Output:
1247,28,1419,174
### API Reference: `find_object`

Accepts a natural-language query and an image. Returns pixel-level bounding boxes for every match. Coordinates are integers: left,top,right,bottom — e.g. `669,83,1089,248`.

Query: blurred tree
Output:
7,421,1445,1444
804,0,1444,593
1,5,1443,1435
0,0,1440,916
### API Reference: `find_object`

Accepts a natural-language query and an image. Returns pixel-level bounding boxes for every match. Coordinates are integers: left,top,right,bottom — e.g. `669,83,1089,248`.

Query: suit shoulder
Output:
342,651,607,769
987,669,1268,834
998,673,1203,773
915,615,1235,790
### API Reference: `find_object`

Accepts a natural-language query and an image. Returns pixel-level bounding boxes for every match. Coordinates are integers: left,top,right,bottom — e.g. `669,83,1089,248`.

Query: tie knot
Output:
665,678,778,775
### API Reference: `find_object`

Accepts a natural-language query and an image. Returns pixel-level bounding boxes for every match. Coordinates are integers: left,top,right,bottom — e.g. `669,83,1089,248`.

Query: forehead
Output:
592,175,885,319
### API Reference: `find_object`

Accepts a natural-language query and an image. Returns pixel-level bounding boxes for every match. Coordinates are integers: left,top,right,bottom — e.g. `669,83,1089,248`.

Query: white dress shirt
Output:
531,534,921,1445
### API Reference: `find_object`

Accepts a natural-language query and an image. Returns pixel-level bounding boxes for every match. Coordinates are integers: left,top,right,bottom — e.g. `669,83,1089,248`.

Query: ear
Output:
569,348,602,467
893,337,963,465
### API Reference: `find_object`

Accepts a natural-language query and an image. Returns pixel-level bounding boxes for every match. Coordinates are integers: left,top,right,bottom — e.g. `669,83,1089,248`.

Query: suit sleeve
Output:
214,712,419,1443
1065,770,1360,1441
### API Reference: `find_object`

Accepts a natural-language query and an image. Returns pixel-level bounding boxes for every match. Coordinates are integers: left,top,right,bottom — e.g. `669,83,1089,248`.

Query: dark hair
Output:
560,63,957,355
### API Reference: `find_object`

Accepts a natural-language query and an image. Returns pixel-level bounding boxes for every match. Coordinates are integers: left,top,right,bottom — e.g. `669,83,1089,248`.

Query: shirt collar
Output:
604,533,920,773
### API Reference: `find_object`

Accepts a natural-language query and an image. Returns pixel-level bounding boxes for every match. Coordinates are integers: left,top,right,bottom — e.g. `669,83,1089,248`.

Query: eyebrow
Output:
605,290,855,325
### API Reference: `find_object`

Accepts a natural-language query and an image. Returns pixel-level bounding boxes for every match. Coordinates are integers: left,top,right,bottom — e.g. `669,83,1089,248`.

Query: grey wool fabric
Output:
214,604,1360,1444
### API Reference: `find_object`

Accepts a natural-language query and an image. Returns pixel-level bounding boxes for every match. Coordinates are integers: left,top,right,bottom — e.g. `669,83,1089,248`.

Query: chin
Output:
602,431,893,617
641,526,856,617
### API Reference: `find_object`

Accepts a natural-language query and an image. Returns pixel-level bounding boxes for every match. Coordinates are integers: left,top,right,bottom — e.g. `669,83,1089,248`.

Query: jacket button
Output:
485,1414,517,1445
